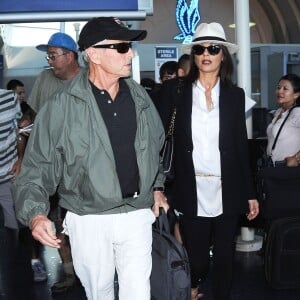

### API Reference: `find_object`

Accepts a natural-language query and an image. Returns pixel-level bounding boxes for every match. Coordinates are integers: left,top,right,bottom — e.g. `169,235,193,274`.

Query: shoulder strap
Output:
166,108,176,136
271,105,296,152
166,78,185,136
175,78,184,105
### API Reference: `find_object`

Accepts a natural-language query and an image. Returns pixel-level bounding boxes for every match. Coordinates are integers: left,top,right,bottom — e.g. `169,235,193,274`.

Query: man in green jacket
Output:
13,17,168,300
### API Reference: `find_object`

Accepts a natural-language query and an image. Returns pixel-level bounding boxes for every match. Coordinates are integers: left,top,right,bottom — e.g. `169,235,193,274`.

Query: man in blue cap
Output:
28,32,81,112
24,32,81,291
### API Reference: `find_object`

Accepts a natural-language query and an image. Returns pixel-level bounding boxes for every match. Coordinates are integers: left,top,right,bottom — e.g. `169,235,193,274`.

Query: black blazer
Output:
157,78,256,217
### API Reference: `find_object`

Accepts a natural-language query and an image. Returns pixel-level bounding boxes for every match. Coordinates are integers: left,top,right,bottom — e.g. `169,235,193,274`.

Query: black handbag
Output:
161,107,176,182
151,209,191,300
160,78,184,183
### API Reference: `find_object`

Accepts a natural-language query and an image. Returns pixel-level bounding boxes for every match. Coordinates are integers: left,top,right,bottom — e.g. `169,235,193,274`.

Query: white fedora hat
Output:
182,22,238,54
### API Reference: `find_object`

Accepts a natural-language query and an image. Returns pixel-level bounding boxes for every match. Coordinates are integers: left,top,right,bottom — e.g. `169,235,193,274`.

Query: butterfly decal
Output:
174,0,201,44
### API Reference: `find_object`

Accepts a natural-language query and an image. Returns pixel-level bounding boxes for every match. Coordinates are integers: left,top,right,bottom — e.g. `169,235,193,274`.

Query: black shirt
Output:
90,79,139,198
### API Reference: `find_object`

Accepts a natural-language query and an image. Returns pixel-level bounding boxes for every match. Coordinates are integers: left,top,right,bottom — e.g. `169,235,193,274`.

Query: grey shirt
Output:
28,69,79,112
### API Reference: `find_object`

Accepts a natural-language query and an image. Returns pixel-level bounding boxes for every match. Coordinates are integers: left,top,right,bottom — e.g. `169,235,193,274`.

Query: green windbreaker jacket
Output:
13,69,165,226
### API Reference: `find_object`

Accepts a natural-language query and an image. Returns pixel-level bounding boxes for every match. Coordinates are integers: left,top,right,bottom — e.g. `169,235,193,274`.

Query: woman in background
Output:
266,74,300,167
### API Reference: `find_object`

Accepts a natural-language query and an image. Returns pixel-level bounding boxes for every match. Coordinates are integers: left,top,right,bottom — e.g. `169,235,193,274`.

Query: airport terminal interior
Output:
0,0,299,299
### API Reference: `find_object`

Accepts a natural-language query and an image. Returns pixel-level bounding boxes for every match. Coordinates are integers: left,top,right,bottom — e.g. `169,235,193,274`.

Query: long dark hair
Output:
278,73,300,105
186,44,234,87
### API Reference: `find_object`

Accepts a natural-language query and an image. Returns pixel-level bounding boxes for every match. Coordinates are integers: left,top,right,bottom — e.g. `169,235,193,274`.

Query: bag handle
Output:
155,208,171,235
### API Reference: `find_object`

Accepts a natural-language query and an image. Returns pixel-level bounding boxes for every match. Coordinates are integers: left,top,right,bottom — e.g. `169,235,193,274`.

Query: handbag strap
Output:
166,78,185,137
271,105,296,152
166,108,176,136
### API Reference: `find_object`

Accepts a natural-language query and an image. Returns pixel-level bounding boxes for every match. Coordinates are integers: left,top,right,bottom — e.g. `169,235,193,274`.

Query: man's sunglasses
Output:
92,42,132,54
192,45,221,56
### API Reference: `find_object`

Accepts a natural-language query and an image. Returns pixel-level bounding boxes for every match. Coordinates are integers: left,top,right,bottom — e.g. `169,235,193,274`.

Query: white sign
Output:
154,46,178,83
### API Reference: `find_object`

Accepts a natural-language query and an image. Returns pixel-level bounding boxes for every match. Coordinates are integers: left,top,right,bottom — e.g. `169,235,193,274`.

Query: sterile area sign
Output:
154,46,178,83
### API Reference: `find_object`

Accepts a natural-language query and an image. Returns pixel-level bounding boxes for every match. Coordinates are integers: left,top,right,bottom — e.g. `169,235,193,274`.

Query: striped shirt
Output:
0,89,21,183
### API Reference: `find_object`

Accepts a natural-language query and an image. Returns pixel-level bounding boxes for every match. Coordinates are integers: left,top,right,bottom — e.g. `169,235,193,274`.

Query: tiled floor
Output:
1,225,300,300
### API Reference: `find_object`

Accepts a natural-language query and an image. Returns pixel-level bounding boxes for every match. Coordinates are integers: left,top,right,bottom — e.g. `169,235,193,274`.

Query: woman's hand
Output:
247,199,259,220
285,155,299,167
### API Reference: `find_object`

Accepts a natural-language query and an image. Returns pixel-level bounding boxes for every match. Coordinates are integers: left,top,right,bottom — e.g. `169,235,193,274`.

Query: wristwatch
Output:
153,187,165,192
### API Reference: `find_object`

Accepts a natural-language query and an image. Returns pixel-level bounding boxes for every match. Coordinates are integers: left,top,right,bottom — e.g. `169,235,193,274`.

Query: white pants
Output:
63,209,155,300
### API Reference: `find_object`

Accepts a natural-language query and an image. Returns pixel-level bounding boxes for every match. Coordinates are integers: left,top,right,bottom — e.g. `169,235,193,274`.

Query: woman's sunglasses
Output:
192,45,221,56
92,42,132,54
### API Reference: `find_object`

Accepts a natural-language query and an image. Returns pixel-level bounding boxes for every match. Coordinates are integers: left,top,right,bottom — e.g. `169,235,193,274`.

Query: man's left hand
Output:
247,199,259,220
152,191,169,217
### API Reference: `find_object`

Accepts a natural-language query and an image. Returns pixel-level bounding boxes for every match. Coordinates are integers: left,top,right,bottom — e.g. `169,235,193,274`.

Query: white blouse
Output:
267,107,300,162
192,79,222,217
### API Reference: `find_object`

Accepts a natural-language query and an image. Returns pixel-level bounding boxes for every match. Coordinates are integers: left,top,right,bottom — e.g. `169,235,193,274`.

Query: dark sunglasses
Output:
92,42,132,54
192,45,221,56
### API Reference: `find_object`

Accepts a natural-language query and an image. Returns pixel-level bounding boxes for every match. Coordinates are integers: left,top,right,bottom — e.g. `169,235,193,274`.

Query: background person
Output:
257,74,300,255
6,79,45,282
0,89,25,231
13,17,168,300
157,22,259,300
177,54,191,77
266,73,300,167
25,32,81,289
0,89,33,298
159,60,178,83
151,60,179,110
6,79,36,123
140,77,161,101
27,32,81,112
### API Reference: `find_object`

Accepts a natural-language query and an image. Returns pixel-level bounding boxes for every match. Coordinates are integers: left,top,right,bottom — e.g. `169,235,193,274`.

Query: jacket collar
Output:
67,68,149,110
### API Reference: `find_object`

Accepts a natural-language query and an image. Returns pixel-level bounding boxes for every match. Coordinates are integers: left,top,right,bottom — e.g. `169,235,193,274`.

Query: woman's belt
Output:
195,173,220,177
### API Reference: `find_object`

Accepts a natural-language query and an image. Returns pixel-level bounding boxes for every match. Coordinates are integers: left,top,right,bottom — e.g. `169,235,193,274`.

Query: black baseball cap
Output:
78,17,147,51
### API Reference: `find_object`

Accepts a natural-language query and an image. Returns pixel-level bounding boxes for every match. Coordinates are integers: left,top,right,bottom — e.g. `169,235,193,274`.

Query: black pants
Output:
180,214,239,300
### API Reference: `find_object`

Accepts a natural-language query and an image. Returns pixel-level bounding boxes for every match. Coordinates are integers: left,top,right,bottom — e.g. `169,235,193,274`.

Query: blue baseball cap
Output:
36,32,78,53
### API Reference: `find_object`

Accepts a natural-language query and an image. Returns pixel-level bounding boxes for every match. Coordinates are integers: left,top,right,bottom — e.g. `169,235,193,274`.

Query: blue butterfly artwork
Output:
174,0,201,44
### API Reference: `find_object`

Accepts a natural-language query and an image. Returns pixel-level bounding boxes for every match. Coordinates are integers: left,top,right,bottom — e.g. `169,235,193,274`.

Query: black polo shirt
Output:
90,79,139,198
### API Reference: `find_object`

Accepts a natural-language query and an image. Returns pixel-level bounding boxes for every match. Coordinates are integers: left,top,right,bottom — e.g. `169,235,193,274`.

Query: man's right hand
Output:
30,214,61,248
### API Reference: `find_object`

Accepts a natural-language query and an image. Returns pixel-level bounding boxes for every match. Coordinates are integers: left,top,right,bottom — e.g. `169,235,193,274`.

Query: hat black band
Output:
192,36,226,43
